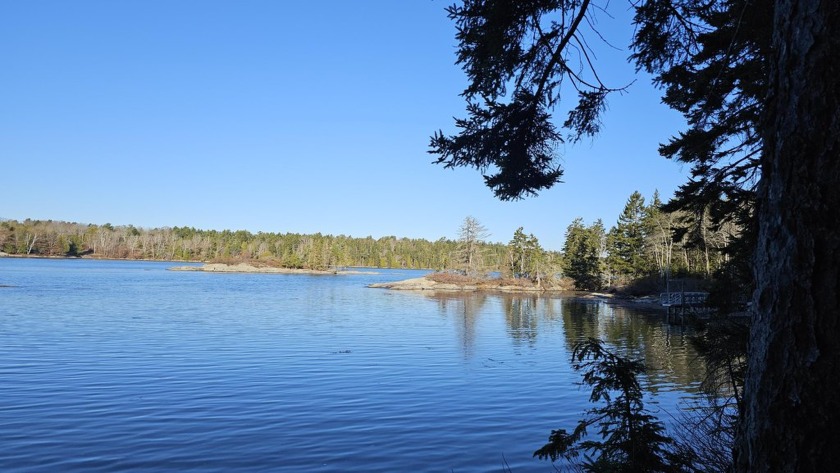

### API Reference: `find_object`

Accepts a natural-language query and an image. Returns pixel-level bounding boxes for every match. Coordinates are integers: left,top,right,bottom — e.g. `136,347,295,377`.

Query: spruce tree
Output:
563,218,604,291
607,191,648,277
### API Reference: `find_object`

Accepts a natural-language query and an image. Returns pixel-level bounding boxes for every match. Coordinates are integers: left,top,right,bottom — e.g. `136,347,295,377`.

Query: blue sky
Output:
1,1,688,251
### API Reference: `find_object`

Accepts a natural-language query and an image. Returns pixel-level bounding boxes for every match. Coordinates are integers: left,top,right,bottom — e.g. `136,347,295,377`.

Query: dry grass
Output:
426,272,544,289
426,272,483,285
209,256,289,268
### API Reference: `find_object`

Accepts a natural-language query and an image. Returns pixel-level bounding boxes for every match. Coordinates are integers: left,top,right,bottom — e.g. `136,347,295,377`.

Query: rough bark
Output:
736,0,840,471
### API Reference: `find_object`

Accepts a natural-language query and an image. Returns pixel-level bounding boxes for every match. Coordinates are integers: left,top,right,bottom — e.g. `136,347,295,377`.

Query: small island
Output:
369,271,571,293
369,272,668,313
169,262,369,275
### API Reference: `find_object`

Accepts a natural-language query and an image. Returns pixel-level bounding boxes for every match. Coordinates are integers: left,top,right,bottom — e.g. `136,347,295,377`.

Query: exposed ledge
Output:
169,263,367,275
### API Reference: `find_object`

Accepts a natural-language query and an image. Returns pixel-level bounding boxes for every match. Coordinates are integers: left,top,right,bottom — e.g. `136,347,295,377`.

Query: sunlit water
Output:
1,259,705,472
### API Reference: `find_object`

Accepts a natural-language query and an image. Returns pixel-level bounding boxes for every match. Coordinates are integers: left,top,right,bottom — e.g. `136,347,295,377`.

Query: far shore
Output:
1,254,376,275
0,253,204,264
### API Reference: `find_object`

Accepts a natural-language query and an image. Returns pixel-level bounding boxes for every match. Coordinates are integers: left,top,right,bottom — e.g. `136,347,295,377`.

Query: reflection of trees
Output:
423,292,706,388
559,300,707,390
502,296,539,346
560,300,604,352
429,293,488,359
429,293,572,355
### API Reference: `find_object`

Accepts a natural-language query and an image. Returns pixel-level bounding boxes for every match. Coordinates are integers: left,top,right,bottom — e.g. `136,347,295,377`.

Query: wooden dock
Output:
660,291,710,323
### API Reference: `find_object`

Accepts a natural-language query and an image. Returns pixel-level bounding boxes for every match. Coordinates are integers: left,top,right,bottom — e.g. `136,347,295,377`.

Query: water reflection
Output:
503,296,539,346
430,293,488,358
557,300,706,391
425,292,706,391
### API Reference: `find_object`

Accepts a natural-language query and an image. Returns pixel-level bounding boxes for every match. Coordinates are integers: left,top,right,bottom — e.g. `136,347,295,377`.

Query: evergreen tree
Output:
508,227,529,278
563,218,604,291
535,338,680,472
607,191,648,277
508,227,546,283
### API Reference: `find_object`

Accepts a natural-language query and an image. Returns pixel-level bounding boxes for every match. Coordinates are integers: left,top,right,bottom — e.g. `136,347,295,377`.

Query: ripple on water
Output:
0,259,706,472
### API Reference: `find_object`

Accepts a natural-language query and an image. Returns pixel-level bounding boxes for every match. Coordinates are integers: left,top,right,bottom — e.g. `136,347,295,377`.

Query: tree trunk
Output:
735,1,840,470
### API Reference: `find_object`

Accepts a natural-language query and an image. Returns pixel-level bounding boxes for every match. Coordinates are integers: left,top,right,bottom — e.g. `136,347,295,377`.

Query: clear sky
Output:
1,1,689,251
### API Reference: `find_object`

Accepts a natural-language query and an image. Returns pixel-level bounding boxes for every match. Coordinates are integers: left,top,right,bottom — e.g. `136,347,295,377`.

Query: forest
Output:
0,216,511,271
1,187,739,295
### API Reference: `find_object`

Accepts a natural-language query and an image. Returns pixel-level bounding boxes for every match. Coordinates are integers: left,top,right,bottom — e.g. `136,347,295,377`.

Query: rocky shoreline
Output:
368,276,666,311
168,263,369,275
368,276,556,293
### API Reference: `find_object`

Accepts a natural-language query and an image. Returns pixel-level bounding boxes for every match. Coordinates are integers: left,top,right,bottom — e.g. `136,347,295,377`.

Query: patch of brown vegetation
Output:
210,256,285,268
425,272,482,285
425,272,545,290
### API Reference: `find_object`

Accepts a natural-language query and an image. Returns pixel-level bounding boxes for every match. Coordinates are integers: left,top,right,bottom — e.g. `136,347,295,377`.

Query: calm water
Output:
1,259,705,472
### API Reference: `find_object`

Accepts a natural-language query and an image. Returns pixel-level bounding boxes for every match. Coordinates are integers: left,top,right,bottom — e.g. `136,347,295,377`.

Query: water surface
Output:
1,259,704,472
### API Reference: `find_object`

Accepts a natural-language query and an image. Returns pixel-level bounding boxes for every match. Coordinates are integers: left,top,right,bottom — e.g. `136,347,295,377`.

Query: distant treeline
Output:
0,219,516,270
2,188,744,289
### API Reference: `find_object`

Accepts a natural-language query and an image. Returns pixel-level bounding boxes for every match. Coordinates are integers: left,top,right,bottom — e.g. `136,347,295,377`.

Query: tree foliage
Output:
632,0,767,228
429,0,624,200
535,338,680,472
563,218,605,291
601,189,741,286
0,218,515,271
507,226,548,282
607,191,649,277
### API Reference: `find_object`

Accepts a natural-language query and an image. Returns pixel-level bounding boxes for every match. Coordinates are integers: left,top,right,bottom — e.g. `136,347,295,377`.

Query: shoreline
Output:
0,253,205,264
368,276,667,312
1,255,376,275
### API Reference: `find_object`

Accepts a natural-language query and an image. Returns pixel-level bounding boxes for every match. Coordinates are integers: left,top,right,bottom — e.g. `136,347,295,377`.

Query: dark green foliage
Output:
633,0,770,168
507,226,547,282
563,218,604,291
535,338,681,472
433,0,763,278
691,318,748,410
632,0,767,249
435,0,840,469
607,191,649,277
430,0,624,200
430,91,563,200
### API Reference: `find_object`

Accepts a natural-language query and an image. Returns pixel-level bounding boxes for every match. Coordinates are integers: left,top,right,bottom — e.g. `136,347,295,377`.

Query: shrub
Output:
535,338,687,472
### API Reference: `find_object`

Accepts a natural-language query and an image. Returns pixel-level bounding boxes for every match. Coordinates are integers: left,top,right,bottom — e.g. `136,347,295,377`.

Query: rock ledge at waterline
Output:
168,263,368,275
368,276,568,293
368,276,668,311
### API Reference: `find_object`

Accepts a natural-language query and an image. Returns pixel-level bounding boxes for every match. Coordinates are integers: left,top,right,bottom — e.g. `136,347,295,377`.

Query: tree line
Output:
3,191,738,292
451,188,743,294
0,218,520,271
561,190,743,294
